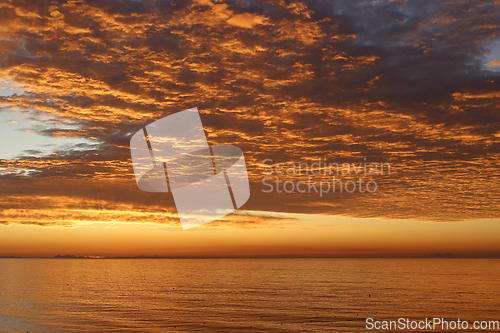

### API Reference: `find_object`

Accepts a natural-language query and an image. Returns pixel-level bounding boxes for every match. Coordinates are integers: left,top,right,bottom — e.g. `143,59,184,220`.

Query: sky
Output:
1,0,500,257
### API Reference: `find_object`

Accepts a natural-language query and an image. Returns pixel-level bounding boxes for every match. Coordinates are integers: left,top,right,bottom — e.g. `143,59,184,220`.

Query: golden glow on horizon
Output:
1,214,500,257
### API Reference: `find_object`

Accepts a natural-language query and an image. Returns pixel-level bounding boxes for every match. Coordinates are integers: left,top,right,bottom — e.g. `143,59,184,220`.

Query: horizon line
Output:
2,253,500,259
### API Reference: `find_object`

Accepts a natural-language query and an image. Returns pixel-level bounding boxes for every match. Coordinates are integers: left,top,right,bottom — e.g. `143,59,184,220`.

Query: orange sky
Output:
1,0,500,257
2,214,500,258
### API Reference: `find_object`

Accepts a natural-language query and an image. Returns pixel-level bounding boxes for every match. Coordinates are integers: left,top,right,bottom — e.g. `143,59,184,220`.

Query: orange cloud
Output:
227,13,269,28
487,59,500,67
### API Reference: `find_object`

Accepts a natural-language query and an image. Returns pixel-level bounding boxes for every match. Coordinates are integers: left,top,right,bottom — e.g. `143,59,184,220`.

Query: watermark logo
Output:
261,158,390,196
130,107,250,230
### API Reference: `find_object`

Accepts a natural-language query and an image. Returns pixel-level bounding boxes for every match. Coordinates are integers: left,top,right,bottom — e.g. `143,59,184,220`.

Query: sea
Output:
0,258,499,332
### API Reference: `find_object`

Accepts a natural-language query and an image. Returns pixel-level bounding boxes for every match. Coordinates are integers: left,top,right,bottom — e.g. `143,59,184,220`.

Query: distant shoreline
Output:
1,254,500,259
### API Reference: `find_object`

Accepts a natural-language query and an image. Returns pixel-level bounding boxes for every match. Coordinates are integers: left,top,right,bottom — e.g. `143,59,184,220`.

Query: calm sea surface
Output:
0,259,499,332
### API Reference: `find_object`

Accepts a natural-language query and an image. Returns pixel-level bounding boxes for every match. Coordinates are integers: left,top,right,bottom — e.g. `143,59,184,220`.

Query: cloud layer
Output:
1,0,500,227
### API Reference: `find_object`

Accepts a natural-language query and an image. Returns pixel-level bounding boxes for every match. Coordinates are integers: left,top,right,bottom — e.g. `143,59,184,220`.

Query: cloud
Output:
487,59,500,67
227,13,269,28
0,0,500,227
